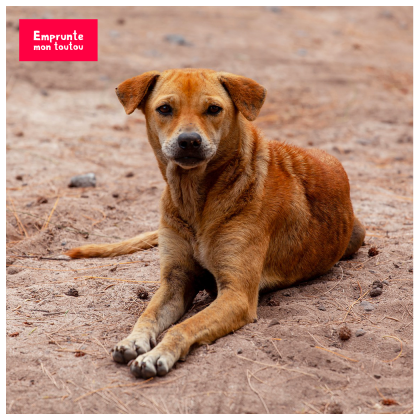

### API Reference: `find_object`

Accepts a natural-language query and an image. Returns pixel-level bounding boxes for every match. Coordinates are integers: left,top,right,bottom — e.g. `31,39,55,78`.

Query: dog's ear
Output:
115,71,160,115
218,72,266,121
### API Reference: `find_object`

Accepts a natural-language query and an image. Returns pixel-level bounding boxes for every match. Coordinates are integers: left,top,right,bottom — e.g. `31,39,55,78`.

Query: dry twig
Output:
246,370,269,413
42,196,60,230
314,346,359,363
381,335,403,363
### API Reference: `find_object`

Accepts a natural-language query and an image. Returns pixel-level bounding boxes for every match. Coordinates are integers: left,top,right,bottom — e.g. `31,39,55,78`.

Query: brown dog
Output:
67,68,365,379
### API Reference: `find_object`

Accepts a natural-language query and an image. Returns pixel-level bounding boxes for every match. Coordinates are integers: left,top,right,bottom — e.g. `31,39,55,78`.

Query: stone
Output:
355,329,366,337
370,288,382,297
360,301,375,311
265,6,281,13
328,403,343,414
164,34,192,46
69,173,96,188
7,266,22,275
65,288,79,297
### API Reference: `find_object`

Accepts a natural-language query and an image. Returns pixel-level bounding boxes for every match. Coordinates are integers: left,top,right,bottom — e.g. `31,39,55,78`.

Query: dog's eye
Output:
157,105,172,115
207,105,222,115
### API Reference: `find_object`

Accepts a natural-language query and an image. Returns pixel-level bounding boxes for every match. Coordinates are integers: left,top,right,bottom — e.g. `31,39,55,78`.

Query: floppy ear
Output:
218,72,267,121
115,71,160,115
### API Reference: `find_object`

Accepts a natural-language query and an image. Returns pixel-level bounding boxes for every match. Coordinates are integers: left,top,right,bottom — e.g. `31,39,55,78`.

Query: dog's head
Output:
115,69,266,169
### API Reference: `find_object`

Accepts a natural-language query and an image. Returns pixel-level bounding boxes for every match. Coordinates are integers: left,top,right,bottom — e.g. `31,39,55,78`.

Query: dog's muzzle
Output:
174,132,206,167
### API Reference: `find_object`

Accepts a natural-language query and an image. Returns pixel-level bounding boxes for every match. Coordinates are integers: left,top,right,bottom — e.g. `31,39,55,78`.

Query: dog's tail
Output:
341,217,365,259
65,230,158,259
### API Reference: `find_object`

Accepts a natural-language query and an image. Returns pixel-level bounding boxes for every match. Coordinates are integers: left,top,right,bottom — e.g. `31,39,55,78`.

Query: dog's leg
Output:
111,228,200,364
129,263,262,379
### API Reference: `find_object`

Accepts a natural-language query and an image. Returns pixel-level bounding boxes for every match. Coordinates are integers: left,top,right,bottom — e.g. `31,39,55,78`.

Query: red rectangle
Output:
19,19,98,61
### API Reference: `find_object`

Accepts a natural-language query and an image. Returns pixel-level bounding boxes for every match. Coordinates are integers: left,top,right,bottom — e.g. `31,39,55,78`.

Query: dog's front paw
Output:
111,333,156,364
130,347,177,379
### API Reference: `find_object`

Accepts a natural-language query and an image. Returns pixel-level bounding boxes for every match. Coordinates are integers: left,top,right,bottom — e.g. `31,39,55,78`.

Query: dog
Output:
67,68,365,379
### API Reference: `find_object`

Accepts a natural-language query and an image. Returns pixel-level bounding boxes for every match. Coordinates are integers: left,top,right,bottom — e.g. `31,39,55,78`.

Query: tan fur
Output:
66,69,365,379
66,231,158,259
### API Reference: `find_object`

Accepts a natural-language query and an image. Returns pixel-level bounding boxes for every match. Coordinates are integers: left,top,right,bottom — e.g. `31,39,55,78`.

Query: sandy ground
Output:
6,6,413,414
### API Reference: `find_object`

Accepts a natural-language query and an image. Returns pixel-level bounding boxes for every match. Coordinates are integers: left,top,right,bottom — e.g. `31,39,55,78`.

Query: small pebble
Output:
125,171,134,178
267,298,280,306
68,173,96,188
355,329,366,337
268,319,280,327
383,280,389,285
112,192,119,198
65,288,79,297
372,280,383,289
265,6,281,13
374,374,381,379
15,174,24,181
360,301,375,311
370,288,383,297
61,241,67,246
318,304,326,311
282,291,291,297
164,34,191,46
7,266,21,275
237,349,243,354
328,403,343,414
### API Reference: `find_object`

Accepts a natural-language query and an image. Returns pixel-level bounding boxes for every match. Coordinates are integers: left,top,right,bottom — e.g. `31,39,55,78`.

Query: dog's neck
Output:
149,118,257,225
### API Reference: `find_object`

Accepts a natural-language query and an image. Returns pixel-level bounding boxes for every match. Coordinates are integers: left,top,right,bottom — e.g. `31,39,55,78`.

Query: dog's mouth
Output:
174,156,206,168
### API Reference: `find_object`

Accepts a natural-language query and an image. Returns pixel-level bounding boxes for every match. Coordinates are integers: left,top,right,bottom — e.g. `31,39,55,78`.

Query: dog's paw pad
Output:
156,358,169,376
111,345,137,364
129,351,173,379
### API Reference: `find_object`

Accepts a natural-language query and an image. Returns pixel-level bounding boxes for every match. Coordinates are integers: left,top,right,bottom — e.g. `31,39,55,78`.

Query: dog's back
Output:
260,140,357,290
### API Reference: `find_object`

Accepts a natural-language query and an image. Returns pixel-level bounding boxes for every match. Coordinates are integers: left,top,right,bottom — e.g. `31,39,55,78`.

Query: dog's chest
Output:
190,234,213,272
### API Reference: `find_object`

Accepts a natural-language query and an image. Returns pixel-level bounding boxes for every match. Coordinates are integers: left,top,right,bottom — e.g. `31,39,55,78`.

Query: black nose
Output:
177,132,202,151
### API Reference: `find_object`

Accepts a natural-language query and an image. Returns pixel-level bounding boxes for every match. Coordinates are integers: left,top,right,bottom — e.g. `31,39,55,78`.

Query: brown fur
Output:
67,68,365,379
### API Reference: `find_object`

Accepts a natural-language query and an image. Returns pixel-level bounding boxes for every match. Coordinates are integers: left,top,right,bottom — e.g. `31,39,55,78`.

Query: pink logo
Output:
19,19,98,61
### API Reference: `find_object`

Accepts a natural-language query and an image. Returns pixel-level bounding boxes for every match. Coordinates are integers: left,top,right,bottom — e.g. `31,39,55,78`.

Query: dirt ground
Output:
6,6,413,414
